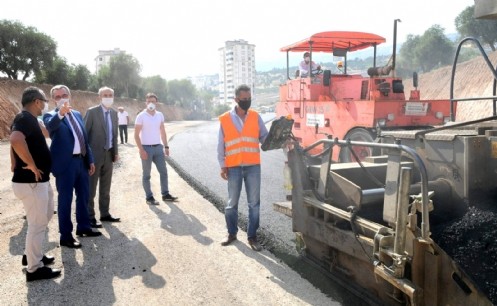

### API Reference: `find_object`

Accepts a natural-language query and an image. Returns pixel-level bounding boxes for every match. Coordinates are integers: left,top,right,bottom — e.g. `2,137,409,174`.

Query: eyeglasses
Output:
53,94,69,101
35,98,48,102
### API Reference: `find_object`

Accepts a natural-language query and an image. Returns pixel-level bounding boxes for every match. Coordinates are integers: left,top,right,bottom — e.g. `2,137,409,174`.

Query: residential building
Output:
94,48,124,74
218,40,256,105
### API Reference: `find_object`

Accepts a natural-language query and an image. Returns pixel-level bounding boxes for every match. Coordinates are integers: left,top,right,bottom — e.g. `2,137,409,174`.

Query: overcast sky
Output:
1,0,474,80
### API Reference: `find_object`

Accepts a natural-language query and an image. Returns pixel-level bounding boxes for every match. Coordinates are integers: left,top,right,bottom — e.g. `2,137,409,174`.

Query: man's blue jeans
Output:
225,165,261,239
141,145,169,199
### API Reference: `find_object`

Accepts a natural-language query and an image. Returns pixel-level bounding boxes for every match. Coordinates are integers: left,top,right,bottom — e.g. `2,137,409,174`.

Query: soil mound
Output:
404,51,497,121
0,78,185,140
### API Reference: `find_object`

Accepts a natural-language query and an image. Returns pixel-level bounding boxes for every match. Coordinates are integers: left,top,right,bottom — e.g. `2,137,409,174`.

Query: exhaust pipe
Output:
392,19,401,73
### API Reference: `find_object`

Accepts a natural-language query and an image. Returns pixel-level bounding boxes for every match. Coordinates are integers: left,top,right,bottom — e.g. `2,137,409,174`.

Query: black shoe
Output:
90,219,103,228
26,266,61,282
221,234,237,246
162,194,178,202
22,254,55,266
146,197,160,205
60,239,82,249
248,238,262,252
76,229,102,237
100,215,120,222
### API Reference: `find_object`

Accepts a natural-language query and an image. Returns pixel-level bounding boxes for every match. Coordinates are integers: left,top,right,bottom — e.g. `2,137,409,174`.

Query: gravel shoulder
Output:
0,121,336,305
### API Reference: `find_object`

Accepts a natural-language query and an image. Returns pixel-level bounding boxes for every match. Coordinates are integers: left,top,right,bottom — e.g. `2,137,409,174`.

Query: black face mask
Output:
238,99,251,111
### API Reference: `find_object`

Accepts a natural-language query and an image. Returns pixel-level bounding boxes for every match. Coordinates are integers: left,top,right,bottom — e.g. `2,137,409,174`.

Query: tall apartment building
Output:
94,48,124,74
218,40,255,104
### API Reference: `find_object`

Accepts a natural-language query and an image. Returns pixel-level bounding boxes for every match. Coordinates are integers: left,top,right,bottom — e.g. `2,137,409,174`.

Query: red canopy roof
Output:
280,31,386,53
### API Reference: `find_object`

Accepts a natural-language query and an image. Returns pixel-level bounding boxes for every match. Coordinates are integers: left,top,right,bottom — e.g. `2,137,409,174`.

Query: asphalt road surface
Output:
168,114,295,254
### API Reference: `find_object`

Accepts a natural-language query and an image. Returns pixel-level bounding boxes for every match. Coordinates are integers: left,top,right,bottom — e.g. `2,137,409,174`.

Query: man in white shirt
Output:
134,93,178,205
117,106,129,144
299,52,321,77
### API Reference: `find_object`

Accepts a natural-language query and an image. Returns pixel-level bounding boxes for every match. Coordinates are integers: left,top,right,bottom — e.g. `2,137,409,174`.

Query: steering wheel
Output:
310,68,323,77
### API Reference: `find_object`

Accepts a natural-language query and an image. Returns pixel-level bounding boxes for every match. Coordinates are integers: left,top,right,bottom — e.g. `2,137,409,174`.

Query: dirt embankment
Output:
404,50,497,121
0,78,186,140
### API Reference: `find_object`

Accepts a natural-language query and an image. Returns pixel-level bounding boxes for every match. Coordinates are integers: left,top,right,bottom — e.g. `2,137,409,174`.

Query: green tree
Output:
0,20,57,80
142,75,167,101
197,89,216,114
397,34,422,76
89,65,111,92
88,74,99,93
71,64,91,90
398,25,454,75
128,84,143,100
456,5,497,51
167,79,196,108
213,104,230,116
417,25,454,72
34,56,70,85
34,57,91,90
107,53,141,98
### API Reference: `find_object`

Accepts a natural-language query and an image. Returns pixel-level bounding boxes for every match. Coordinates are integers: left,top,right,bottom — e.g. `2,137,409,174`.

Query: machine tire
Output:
339,128,376,163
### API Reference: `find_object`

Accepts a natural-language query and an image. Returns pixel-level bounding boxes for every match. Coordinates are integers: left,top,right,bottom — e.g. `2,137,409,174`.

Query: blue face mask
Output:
238,99,251,111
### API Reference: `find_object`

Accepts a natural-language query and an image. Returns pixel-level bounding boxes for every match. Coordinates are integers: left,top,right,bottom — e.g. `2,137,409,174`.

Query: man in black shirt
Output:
10,86,61,281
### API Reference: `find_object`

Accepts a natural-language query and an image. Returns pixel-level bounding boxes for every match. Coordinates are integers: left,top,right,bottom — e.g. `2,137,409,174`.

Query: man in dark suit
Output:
84,86,120,228
43,85,102,249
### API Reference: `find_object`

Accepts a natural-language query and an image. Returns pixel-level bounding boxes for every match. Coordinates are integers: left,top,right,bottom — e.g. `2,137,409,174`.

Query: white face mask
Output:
57,98,70,108
147,103,156,111
102,97,114,107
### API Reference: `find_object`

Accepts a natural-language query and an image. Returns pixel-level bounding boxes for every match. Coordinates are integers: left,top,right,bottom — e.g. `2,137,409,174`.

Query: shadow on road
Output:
23,223,165,305
148,202,213,246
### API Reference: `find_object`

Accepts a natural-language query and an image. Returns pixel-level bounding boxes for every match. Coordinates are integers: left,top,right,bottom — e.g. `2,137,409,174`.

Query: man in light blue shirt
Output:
217,84,268,251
